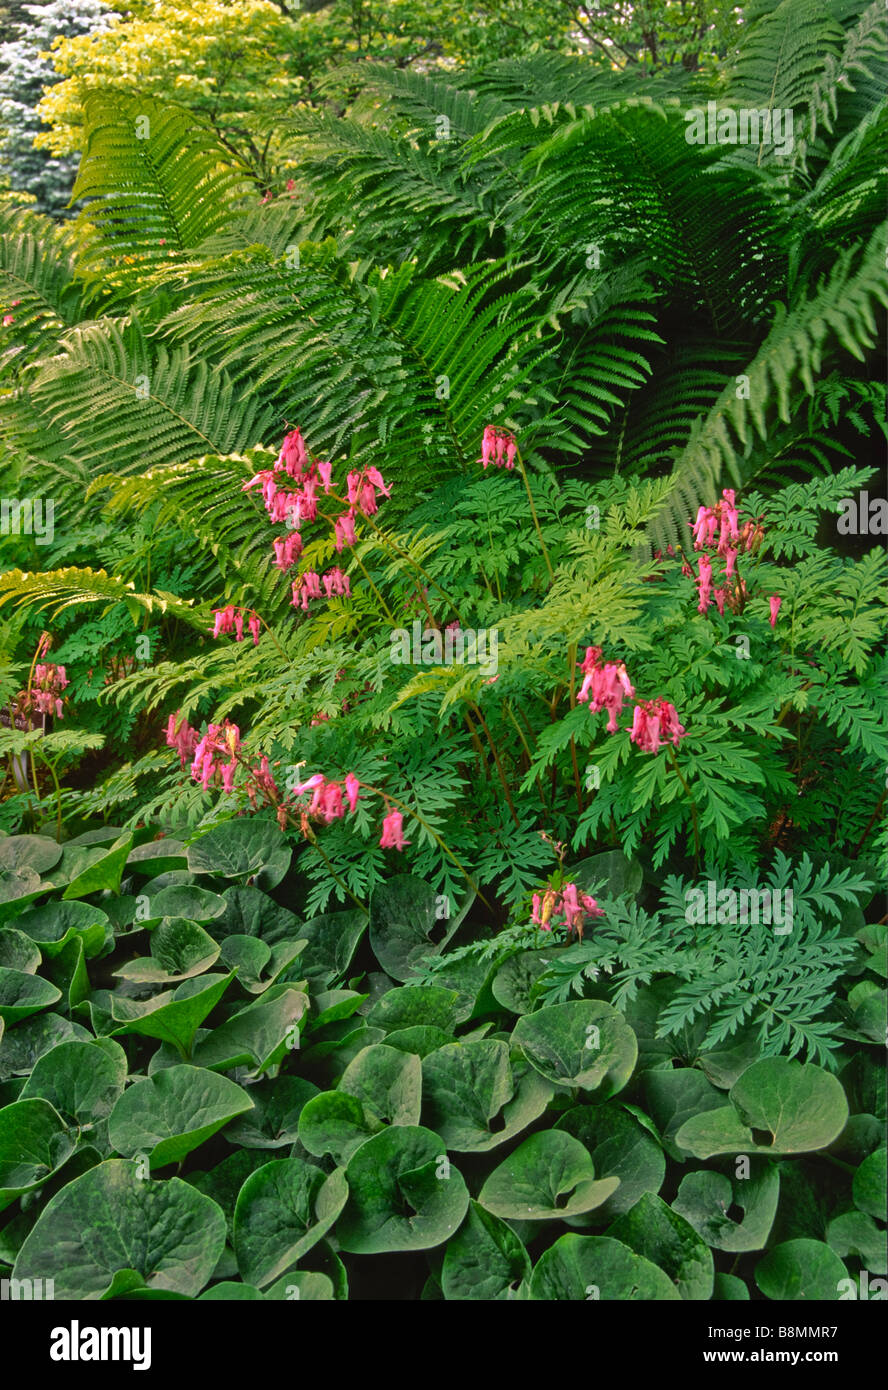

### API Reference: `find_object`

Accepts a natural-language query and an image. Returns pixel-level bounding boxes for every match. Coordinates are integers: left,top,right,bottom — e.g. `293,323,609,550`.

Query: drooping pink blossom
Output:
628,698,686,754
380,808,408,850
334,511,357,552
576,649,634,733
278,428,308,478
273,532,303,572
768,594,782,628
322,567,350,599
479,424,517,470
696,553,713,614
344,773,360,813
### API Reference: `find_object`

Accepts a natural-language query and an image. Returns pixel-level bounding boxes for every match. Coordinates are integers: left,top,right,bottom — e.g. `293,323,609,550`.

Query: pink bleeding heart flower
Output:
768,594,782,628
380,809,408,851
696,553,713,613
344,773,360,813
334,512,357,552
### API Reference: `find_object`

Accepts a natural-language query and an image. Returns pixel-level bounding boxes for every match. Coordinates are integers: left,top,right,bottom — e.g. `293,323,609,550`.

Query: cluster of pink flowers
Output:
165,721,410,851
245,428,389,589
576,646,685,753
576,646,634,733
479,425,517,470
290,771,361,823
531,883,604,941
18,663,69,720
291,568,351,611
191,720,242,792
165,712,200,768
283,769,410,852
687,491,779,626
211,605,261,645
628,698,686,753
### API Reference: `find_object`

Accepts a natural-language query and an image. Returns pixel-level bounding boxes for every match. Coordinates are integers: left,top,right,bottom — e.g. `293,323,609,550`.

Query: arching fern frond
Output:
71,91,253,280
0,204,86,381
649,225,888,549
0,566,203,628
9,317,277,479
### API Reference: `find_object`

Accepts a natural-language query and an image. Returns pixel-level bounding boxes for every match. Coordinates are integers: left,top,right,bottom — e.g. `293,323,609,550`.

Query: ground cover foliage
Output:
0,0,885,1301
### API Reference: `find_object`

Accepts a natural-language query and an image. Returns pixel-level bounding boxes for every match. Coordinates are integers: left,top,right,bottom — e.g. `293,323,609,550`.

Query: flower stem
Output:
470,701,520,829
667,747,700,864
515,447,554,582
362,781,492,911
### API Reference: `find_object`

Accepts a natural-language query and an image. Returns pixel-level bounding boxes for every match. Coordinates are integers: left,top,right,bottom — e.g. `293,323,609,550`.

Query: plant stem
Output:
853,787,886,857
350,552,396,623
667,747,701,864
515,446,554,582
301,823,369,914
361,781,492,911
470,701,520,829
567,641,583,814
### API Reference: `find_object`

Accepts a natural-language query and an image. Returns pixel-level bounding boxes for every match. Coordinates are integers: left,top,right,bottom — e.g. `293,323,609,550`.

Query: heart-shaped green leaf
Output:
441,1200,531,1301
0,835,62,875
366,985,461,1035
755,1238,848,1300
13,1159,226,1297
674,1058,849,1158
421,1040,553,1151
61,832,133,899
187,819,291,887
0,929,41,973
337,1125,469,1254
554,1103,666,1219
530,1233,680,1301
148,885,227,923
126,839,188,877
298,1090,384,1165
234,1159,348,1286
0,1097,75,1210
368,875,447,981
20,1038,128,1126
0,968,61,1022
853,1147,886,1220
110,971,235,1057
223,1076,319,1148
827,1211,887,1274
14,899,110,958
607,1193,714,1299
0,1012,90,1080
296,909,368,988
191,987,308,1074
114,918,221,983
108,1065,253,1169
479,1130,619,1220
339,1044,422,1127
512,1000,637,1095
491,950,550,1015
672,1160,780,1252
